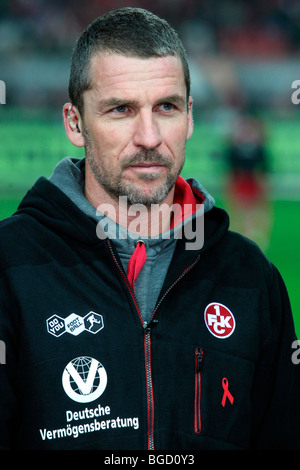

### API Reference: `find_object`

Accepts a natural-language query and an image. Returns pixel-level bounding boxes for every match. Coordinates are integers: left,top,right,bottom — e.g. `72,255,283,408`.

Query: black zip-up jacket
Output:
0,177,299,450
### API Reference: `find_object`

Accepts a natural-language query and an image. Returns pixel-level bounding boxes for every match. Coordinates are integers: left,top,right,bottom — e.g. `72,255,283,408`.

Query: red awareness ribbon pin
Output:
221,377,234,407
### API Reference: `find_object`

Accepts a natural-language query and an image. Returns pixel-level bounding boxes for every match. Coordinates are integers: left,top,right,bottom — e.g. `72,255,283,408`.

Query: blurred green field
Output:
0,107,299,337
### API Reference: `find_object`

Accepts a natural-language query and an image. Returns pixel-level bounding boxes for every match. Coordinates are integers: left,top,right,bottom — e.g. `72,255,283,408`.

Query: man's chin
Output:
120,180,174,206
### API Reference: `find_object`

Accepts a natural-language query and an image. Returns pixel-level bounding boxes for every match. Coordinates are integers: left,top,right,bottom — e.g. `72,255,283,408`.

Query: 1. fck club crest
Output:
204,302,236,339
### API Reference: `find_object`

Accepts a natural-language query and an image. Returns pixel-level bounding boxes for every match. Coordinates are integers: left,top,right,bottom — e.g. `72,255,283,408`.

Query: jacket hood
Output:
14,167,229,254
15,177,100,245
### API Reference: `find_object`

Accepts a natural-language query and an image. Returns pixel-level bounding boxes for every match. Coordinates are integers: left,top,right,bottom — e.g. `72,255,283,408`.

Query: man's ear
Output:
186,96,193,141
62,103,85,147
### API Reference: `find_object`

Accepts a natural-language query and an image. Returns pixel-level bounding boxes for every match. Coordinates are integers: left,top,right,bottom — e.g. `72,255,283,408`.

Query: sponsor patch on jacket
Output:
46,311,104,337
62,356,107,403
204,302,236,339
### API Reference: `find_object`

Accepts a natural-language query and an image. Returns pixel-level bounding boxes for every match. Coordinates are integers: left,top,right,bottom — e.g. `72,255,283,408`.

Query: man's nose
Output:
133,111,163,149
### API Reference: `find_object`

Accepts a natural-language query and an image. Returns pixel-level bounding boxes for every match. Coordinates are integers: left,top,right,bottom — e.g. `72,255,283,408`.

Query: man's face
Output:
81,53,193,206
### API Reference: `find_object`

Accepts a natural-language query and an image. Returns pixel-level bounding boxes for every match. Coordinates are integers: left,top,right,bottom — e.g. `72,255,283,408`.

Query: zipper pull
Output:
144,319,159,334
196,348,204,372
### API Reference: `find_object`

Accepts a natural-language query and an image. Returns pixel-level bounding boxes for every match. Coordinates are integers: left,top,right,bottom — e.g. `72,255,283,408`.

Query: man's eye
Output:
113,105,128,113
160,103,174,111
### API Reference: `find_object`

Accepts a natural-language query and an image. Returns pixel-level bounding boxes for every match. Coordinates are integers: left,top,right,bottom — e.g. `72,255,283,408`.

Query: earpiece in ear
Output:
67,105,80,132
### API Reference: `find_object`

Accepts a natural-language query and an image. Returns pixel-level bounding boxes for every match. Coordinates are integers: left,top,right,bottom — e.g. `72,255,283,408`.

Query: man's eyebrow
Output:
97,97,139,110
96,94,187,111
156,94,187,107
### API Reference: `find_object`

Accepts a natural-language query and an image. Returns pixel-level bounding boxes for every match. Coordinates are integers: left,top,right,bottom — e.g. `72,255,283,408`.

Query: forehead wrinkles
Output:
89,54,184,92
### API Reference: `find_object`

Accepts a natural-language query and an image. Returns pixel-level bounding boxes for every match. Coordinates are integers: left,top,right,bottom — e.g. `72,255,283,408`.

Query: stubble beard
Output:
83,127,185,206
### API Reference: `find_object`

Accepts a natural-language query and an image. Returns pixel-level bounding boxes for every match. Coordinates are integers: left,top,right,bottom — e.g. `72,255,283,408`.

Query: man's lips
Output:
122,151,172,171
128,162,165,168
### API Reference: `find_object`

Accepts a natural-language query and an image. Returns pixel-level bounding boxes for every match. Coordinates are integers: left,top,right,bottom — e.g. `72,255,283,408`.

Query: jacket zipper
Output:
194,347,203,433
144,319,158,450
150,254,201,319
107,240,201,449
107,240,156,449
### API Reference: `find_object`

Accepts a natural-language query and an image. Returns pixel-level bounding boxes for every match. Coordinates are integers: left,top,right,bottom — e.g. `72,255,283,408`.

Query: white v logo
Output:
66,358,99,395
62,356,108,403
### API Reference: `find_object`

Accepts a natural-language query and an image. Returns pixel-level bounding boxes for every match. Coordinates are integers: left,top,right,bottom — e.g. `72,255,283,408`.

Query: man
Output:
0,7,299,450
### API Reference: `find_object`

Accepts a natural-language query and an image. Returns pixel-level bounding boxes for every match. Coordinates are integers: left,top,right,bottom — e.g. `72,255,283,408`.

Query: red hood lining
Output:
170,176,205,229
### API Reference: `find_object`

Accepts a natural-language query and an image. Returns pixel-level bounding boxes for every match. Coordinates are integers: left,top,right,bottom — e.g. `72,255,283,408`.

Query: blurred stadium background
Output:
0,0,299,336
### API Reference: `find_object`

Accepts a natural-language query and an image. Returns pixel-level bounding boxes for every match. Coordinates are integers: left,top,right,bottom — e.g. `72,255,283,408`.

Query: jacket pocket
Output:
194,347,203,433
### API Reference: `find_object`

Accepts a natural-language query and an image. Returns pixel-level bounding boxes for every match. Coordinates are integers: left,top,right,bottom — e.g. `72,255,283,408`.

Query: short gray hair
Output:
68,7,191,115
